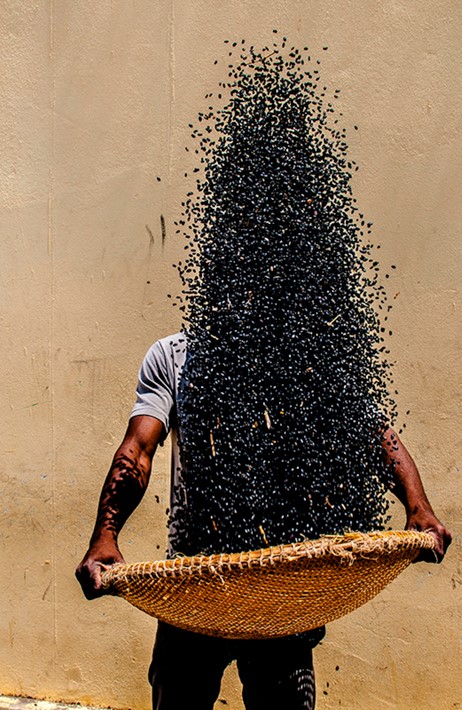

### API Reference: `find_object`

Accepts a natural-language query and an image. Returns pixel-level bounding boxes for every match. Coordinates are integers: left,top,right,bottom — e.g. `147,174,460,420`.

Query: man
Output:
76,332,452,710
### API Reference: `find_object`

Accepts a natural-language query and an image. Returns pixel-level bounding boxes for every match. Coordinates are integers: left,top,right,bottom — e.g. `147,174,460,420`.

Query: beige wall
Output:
0,1,460,708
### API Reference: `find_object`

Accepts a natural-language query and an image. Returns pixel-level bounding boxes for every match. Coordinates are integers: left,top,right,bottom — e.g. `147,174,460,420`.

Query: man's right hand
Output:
75,417,164,600
75,539,125,600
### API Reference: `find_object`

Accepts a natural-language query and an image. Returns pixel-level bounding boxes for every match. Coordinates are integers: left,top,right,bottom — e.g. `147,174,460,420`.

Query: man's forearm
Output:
76,416,164,598
89,447,152,546
381,427,433,517
381,426,452,561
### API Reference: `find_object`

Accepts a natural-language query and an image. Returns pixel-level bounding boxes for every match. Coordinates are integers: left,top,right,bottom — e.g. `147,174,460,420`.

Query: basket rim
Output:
101,529,435,586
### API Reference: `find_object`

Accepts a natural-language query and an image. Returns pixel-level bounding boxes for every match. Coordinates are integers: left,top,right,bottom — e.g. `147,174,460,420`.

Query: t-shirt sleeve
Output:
130,340,174,435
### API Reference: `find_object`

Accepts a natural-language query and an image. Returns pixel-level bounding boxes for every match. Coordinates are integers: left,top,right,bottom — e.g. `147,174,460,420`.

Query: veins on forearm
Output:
91,453,149,542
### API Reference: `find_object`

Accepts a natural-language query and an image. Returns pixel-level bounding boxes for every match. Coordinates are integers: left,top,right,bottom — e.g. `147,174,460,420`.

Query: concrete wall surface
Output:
0,1,460,708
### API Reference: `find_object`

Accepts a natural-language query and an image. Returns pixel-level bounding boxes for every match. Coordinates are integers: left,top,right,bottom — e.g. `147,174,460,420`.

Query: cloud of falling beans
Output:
168,34,397,556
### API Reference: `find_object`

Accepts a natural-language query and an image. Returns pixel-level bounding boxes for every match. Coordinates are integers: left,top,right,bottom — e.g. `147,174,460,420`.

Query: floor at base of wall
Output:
0,697,113,710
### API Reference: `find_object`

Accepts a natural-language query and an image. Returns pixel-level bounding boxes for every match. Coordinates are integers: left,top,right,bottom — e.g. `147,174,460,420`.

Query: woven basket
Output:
101,530,434,640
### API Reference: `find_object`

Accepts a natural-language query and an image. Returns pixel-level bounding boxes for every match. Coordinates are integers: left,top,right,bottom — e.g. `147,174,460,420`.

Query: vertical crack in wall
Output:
48,0,58,671
167,0,176,194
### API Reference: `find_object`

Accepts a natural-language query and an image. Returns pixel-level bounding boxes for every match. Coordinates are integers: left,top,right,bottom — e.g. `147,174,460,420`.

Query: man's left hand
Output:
406,508,452,563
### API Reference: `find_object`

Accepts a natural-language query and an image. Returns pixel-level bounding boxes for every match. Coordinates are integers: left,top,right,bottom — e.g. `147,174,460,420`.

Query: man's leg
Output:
149,622,232,710
235,629,324,710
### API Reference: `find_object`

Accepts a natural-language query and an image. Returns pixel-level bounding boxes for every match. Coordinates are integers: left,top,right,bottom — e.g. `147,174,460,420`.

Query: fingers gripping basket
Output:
101,530,434,640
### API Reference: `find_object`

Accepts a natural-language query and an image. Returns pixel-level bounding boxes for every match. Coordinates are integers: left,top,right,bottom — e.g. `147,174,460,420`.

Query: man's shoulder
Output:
143,333,187,372
156,332,187,351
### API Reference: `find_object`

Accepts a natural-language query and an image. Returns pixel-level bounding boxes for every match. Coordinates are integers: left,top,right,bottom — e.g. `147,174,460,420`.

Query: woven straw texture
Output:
101,530,434,639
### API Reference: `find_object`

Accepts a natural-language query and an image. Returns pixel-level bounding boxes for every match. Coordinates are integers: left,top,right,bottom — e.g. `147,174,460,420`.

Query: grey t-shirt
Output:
130,332,187,548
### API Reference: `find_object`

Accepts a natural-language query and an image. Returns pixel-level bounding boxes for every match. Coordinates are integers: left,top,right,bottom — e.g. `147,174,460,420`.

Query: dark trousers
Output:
149,622,325,710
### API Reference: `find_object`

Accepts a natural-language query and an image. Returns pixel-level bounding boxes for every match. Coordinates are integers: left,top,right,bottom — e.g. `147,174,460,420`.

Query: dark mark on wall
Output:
145,225,155,244
42,580,52,601
160,214,166,246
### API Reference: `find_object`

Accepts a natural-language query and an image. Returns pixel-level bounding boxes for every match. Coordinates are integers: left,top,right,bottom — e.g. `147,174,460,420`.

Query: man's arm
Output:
382,427,452,562
75,415,165,599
